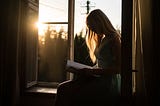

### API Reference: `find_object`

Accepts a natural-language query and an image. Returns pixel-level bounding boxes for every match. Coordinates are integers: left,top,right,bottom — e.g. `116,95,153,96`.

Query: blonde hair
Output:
86,9,119,63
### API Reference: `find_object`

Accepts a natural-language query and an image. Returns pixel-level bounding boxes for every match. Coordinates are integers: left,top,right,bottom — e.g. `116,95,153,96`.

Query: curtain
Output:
132,0,147,104
0,0,22,106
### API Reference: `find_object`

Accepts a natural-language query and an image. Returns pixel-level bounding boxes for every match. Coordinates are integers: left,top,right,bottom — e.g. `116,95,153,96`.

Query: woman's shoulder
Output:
110,32,121,41
108,33,121,46
102,33,120,45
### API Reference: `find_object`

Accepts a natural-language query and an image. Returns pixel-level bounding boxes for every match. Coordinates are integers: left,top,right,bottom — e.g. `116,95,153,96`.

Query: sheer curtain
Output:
132,0,147,104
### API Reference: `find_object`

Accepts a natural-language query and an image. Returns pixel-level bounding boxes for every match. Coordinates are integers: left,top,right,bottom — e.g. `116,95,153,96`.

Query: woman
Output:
54,9,121,106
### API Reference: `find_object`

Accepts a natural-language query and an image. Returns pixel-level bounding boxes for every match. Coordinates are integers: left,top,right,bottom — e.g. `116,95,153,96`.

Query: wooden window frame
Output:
121,0,133,102
24,0,75,88
22,0,133,99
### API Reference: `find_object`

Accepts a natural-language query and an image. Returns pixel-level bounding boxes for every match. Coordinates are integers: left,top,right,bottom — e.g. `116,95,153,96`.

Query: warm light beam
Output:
36,21,45,36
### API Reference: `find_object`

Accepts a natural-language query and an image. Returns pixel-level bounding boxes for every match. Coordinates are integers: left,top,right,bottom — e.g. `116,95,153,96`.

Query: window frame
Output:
25,0,39,88
121,0,133,101
25,0,75,88
24,0,133,99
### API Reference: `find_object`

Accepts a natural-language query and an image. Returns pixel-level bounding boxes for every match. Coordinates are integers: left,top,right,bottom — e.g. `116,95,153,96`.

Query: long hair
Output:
86,9,120,63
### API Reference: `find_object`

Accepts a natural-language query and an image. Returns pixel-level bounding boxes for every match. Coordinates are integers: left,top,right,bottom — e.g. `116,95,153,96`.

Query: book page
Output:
66,60,103,77
66,60,93,69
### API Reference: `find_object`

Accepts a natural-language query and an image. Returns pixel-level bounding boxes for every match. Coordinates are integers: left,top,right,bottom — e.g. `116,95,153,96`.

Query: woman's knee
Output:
57,80,74,93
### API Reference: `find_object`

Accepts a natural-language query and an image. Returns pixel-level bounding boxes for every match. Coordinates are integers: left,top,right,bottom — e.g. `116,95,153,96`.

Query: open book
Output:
66,60,118,76
66,60,93,70
66,60,103,76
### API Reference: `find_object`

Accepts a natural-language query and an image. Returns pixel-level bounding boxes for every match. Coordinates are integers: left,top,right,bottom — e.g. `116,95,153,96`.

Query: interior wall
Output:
151,0,160,105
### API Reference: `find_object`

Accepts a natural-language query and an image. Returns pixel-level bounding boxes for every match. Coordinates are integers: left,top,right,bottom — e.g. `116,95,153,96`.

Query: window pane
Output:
38,24,68,82
26,4,38,85
39,0,68,22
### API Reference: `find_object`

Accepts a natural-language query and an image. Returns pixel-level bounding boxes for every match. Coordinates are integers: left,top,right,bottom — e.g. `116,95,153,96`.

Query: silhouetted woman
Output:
54,9,121,106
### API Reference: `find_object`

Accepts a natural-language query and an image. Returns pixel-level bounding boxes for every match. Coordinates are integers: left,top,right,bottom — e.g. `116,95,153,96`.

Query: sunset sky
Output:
39,0,121,34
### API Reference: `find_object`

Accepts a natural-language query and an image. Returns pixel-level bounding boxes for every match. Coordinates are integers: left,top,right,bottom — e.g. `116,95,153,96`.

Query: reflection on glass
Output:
26,7,38,84
38,0,69,83
38,24,68,44
38,24,68,82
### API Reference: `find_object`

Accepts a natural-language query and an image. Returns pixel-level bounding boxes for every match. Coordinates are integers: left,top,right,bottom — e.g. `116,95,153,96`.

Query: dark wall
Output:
150,0,160,105
20,93,56,106
0,0,21,106
0,0,55,106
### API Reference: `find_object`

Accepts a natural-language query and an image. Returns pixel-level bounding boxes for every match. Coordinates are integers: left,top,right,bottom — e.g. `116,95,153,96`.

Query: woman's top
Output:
71,33,121,105
93,33,121,103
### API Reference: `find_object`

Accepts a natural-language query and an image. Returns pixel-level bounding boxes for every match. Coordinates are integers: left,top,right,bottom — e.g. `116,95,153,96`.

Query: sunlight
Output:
54,25,61,32
36,21,46,36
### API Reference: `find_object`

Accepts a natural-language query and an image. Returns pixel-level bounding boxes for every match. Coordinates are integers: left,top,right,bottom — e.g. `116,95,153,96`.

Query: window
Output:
25,0,39,88
25,0,133,99
74,0,122,66
38,0,69,84
26,0,123,86
26,0,75,88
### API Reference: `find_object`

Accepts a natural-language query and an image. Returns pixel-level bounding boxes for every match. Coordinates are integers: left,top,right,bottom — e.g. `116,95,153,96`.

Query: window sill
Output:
25,82,58,98
25,82,59,96
26,86,57,94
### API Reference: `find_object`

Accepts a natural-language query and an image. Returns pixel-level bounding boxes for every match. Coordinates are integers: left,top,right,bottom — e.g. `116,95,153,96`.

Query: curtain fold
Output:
132,0,147,104
0,0,21,106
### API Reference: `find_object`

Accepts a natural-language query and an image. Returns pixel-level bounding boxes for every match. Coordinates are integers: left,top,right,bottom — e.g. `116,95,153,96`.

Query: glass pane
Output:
39,0,68,22
26,6,38,84
38,24,68,82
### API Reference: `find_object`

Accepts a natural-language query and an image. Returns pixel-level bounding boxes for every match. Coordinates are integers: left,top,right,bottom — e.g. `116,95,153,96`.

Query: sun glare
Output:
36,21,46,36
